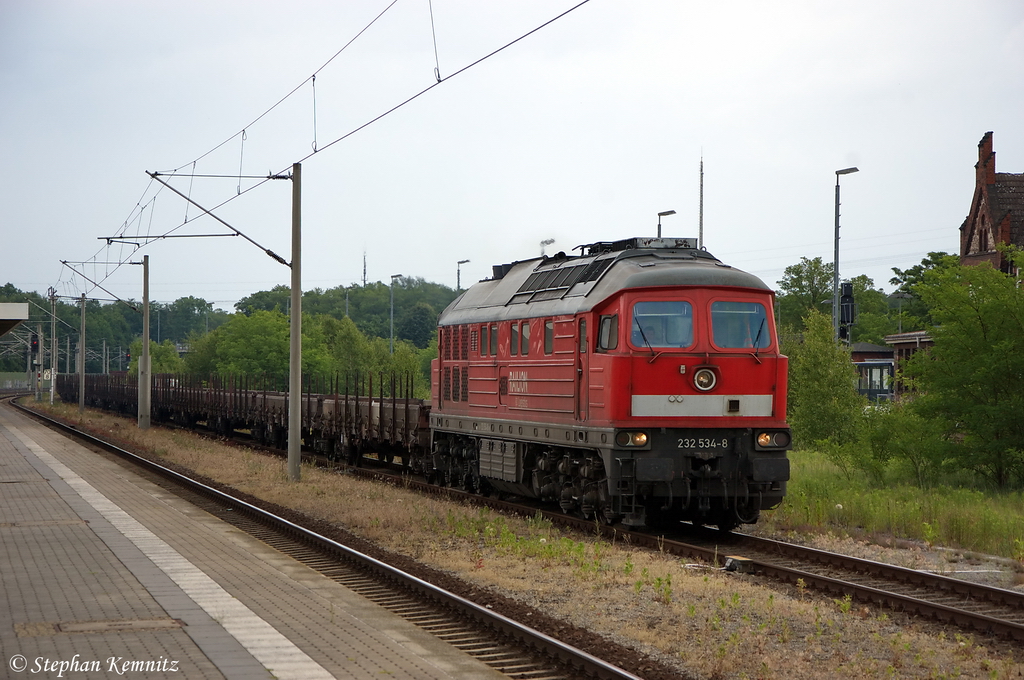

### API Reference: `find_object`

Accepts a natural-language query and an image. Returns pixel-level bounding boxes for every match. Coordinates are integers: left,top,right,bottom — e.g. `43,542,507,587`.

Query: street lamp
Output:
833,167,859,341
457,259,470,291
888,292,912,333
657,210,676,238
540,239,555,256
390,274,403,354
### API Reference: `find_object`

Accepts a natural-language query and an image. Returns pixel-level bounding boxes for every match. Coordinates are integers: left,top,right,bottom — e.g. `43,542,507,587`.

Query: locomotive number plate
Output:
677,437,729,450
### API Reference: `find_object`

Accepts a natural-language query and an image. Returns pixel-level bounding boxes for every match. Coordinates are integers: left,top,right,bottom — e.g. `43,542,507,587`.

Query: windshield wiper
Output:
750,318,766,363
635,323,663,363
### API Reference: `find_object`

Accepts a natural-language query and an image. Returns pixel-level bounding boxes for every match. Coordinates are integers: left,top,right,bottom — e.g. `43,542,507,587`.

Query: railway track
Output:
169,415,1024,645
10,398,646,680
342,465,1024,643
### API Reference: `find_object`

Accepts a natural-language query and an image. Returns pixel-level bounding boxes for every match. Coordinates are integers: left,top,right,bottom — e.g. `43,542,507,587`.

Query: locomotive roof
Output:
438,237,772,326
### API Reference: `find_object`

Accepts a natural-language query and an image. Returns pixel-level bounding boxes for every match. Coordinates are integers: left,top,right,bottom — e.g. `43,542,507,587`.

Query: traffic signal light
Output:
30,333,39,354
839,282,856,325
126,351,131,363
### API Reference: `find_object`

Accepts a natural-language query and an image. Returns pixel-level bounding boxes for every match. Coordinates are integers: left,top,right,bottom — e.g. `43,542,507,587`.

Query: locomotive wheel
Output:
584,499,619,525
715,515,739,533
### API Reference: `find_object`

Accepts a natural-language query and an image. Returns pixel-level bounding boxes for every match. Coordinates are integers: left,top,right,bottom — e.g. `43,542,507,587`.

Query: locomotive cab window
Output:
510,322,519,356
597,314,618,352
489,325,498,356
520,321,530,356
711,301,770,349
544,320,554,355
631,301,694,348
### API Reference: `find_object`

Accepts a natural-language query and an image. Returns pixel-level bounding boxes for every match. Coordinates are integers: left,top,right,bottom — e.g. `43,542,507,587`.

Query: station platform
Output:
0,402,506,679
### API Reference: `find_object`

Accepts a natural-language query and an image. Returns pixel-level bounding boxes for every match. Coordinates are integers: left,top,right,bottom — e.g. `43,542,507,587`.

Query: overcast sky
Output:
2,1,1023,312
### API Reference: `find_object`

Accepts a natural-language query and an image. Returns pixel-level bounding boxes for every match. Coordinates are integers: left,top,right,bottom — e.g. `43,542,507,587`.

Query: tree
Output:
212,310,290,375
235,285,291,316
397,302,437,349
845,274,898,344
159,296,223,342
127,339,186,375
776,257,834,330
784,309,865,450
904,252,1024,488
888,252,959,330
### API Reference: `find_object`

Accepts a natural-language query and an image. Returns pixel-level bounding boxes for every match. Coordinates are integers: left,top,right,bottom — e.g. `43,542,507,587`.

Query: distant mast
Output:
362,250,367,287
699,155,704,250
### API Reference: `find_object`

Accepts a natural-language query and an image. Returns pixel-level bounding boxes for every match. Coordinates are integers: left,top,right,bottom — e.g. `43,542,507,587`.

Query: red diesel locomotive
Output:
430,237,791,530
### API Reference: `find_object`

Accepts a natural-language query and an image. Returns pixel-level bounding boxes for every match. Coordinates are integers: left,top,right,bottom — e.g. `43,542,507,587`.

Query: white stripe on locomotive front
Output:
630,394,773,417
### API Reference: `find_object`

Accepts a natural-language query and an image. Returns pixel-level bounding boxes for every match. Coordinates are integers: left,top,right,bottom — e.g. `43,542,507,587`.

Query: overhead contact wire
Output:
164,0,400,173
294,0,593,164
75,0,591,291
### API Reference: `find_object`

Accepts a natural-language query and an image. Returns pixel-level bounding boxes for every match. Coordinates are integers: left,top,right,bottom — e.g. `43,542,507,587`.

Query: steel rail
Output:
732,531,1024,611
9,398,641,680
348,466,1024,642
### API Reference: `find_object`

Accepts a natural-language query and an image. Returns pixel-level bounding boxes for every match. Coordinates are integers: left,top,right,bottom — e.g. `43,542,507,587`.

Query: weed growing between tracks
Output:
33,401,1024,679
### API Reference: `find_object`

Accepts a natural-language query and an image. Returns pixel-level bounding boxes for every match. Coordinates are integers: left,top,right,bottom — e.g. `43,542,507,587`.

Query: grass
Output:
762,450,1024,565
24,399,1024,679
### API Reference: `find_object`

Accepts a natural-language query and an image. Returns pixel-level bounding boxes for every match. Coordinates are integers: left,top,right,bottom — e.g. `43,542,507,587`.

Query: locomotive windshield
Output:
631,300,694,348
711,301,770,349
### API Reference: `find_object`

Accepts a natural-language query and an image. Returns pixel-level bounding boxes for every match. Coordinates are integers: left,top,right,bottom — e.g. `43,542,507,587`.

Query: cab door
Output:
575,318,588,421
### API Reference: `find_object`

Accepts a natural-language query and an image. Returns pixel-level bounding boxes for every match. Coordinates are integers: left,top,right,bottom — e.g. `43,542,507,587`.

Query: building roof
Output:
993,172,1024,246
884,330,933,346
851,342,890,353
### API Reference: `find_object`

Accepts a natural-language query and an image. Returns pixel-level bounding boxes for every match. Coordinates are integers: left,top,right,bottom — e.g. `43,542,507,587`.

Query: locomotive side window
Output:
489,325,498,356
711,301,770,349
521,322,530,356
510,322,519,356
544,320,554,355
597,314,618,352
631,301,694,348
479,325,488,356
579,319,587,353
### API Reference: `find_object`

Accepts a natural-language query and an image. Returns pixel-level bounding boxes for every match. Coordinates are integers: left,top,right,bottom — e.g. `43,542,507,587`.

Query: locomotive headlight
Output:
615,431,649,447
756,431,792,449
693,368,717,392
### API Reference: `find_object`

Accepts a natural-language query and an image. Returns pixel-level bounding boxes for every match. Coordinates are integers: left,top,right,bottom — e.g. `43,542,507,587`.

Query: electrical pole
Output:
139,255,151,429
35,323,42,401
78,293,85,413
49,288,56,405
699,155,704,249
288,163,302,482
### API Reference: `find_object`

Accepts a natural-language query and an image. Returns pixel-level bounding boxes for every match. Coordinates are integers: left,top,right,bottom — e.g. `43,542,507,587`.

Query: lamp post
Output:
657,210,676,237
457,259,470,291
833,167,859,341
390,274,402,354
888,292,912,333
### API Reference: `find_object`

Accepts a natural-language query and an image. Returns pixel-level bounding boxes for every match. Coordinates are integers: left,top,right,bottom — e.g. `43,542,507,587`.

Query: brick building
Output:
960,131,1024,274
